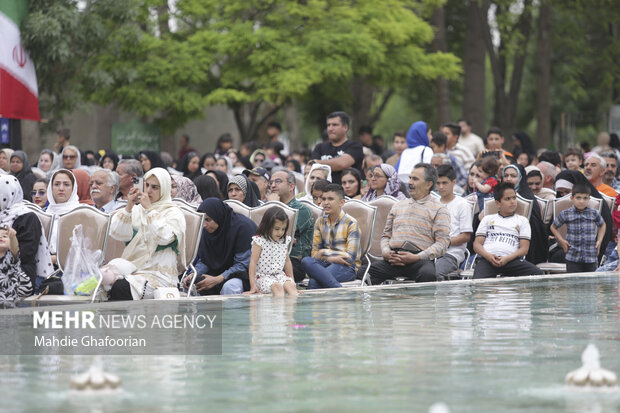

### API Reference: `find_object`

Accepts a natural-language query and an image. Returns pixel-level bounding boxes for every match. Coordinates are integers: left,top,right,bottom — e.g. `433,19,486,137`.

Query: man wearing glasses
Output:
267,168,315,282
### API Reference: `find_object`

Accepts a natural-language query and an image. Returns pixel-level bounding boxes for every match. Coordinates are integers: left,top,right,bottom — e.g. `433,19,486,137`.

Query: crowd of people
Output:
1,112,619,302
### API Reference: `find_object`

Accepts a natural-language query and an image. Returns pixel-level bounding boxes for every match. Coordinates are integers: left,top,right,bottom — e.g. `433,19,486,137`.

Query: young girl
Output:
0,226,32,301
473,156,500,213
246,206,298,297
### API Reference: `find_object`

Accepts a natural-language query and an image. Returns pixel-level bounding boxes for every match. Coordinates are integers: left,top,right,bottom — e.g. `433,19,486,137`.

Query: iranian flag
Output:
0,0,40,121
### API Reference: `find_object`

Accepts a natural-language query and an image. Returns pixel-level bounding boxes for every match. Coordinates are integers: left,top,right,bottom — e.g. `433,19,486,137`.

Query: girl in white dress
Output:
245,206,298,297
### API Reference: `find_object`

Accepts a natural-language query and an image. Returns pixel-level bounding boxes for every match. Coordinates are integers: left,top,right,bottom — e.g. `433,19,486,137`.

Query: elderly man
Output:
90,168,122,212
601,151,620,192
368,163,451,284
266,168,315,282
584,153,618,197
116,159,144,200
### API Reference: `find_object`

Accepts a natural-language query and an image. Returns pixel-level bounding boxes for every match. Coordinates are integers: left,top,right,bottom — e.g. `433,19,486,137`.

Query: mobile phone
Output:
132,177,144,191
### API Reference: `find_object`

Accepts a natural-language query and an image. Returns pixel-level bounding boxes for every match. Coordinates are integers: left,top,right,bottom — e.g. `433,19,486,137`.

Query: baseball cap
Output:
243,167,270,181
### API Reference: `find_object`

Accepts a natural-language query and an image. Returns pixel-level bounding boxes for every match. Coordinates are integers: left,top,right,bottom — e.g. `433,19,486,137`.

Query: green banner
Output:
111,119,161,156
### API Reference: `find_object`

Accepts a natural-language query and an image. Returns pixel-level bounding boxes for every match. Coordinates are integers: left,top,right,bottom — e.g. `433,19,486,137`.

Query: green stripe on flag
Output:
0,0,29,25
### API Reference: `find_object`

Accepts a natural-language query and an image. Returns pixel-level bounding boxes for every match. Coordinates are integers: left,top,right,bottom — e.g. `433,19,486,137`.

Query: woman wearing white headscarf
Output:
0,148,14,174
300,163,332,202
46,169,81,261
32,149,60,179
0,175,54,293
108,167,186,300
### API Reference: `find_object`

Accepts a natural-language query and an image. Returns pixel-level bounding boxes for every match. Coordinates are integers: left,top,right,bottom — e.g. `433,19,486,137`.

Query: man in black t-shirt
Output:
311,111,364,184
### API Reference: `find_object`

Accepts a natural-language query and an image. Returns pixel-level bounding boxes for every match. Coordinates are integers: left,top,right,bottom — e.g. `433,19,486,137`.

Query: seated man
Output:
301,184,361,289
243,167,270,201
584,153,618,198
369,163,450,284
90,168,122,212
435,165,473,280
473,182,543,279
115,159,144,200
267,168,315,282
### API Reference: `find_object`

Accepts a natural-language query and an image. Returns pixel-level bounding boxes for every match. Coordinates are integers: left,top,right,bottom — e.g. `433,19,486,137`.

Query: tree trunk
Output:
479,0,533,138
462,0,487,135
156,1,170,37
232,101,281,143
283,100,302,151
536,0,552,149
432,6,450,125
350,76,374,138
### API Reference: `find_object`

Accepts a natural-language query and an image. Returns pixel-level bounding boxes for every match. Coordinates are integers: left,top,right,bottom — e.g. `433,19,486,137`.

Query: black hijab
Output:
228,174,261,207
100,151,119,171
180,152,202,181
139,150,165,170
197,198,257,275
194,175,222,200
513,132,536,158
502,163,549,263
555,169,613,261
10,151,36,202
204,169,229,199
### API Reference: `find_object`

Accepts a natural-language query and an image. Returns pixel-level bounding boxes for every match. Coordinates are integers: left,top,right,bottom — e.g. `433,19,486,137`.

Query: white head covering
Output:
60,145,82,170
38,149,60,174
46,169,80,216
555,179,573,191
302,163,332,202
0,175,54,278
127,167,186,268
0,148,14,173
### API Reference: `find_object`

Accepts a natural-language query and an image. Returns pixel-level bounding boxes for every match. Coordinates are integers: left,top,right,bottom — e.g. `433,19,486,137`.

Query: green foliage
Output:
23,0,461,138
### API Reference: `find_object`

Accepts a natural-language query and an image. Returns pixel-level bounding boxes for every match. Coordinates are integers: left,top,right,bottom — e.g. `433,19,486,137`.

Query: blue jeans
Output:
301,257,356,289
194,261,244,295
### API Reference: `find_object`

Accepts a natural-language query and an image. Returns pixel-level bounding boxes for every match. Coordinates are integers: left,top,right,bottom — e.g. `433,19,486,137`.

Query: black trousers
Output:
566,261,598,273
369,259,436,285
291,257,306,283
473,257,543,279
108,278,133,301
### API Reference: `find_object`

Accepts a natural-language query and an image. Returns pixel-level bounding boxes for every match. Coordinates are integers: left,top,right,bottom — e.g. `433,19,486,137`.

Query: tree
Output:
38,0,460,141
535,0,551,149
479,0,533,138
462,0,487,135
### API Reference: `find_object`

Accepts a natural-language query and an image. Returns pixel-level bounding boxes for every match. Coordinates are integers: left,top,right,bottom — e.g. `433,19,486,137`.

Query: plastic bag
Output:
63,224,103,296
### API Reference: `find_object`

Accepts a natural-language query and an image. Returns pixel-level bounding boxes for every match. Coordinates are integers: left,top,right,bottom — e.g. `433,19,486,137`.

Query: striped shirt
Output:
381,195,451,261
312,210,361,270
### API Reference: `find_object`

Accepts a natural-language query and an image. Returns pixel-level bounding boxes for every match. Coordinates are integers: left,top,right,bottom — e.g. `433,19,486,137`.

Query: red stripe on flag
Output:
0,67,40,121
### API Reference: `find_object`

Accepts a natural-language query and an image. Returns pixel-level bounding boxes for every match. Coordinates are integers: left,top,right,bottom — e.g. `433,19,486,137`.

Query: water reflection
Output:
0,275,618,412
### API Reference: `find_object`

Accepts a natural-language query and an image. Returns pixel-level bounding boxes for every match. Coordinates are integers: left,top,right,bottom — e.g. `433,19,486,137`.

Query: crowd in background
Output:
1,111,619,301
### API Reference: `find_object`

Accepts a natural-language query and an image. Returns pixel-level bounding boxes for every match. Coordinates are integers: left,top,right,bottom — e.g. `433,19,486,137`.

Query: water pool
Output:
1,273,620,412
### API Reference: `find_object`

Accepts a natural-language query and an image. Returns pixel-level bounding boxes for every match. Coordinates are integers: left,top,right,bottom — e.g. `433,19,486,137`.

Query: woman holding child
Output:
107,167,186,300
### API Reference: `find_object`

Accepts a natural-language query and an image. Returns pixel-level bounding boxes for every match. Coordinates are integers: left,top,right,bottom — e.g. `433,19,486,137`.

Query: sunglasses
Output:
31,190,46,197
63,155,77,160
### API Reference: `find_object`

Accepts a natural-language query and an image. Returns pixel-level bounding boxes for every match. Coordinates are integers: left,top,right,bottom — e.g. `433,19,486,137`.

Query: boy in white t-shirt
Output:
473,182,543,279
435,165,473,280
